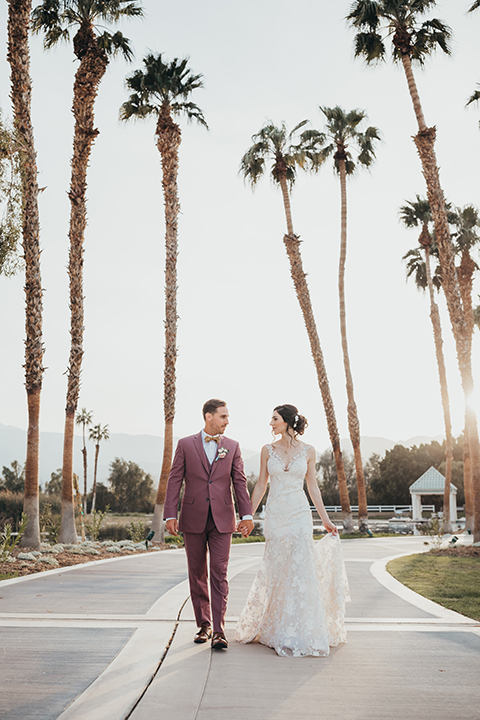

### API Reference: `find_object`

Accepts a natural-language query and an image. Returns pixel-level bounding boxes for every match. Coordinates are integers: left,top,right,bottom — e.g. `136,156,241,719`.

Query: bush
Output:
126,520,147,543
1,513,28,561
85,507,109,541
40,503,61,544
0,491,24,530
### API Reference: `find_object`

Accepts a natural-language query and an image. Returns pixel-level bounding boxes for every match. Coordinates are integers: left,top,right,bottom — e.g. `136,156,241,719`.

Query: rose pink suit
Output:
164,433,252,633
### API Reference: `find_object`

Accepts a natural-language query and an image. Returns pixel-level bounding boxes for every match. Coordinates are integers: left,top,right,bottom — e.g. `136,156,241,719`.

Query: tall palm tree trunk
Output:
7,0,44,549
59,25,108,543
425,248,453,533
278,174,353,531
337,157,368,530
151,107,181,542
82,438,87,516
458,250,477,531
463,423,474,531
91,443,100,513
401,53,480,543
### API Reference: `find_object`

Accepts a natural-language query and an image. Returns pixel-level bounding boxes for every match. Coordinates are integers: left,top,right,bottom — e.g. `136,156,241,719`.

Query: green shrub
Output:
40,503,61,544
39,493,61,515
85,506,109,541
0,491,24,529
1,513,27,561
126,520,147,543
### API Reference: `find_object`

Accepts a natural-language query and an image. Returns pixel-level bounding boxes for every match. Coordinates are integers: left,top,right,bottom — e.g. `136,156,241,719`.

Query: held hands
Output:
236,519,254,537
165,518,179,536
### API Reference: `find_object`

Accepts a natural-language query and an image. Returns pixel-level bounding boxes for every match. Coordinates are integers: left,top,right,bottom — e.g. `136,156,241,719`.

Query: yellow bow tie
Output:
205,435,219,443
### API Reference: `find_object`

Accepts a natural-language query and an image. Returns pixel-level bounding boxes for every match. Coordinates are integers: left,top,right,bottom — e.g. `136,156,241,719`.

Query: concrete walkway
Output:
0,536,479,720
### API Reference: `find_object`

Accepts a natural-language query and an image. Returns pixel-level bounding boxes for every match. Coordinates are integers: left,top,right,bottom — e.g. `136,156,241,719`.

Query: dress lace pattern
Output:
235,443,350,657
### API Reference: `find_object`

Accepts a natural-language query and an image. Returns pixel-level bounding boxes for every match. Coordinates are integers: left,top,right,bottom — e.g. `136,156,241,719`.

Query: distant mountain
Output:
337,434,444,460
0,424,165,490
0,423,261,490
0,424,444,487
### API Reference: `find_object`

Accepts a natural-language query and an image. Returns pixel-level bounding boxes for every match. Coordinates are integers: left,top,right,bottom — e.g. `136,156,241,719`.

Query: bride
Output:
235,404,350,657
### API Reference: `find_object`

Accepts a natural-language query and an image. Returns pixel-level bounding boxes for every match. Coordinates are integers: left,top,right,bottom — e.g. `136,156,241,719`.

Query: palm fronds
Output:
120,54,208,128
31,0,143,56
347,0,451,66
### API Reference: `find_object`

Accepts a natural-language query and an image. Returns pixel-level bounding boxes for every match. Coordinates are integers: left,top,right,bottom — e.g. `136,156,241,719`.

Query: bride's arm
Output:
250,445,270,514
305,445,338,535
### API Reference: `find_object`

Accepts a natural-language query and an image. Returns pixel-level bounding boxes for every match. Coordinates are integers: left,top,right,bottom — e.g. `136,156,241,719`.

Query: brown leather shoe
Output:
211,631,228,649
194,625,212,644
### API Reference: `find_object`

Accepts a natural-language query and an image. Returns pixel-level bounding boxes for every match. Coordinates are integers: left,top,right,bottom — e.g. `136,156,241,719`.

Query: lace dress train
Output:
235,444,350,657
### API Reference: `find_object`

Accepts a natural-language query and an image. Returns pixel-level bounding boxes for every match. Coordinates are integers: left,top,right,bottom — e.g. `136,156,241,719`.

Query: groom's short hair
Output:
202,398,227,418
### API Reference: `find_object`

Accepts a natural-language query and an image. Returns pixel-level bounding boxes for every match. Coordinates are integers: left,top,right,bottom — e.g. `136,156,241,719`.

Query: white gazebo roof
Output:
409,466,457,494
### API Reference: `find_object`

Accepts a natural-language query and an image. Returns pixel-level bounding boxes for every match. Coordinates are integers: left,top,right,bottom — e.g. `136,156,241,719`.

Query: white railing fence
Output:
315,504,437,514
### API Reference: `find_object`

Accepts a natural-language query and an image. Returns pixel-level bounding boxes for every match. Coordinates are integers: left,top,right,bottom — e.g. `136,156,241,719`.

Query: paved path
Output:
1,536,479,720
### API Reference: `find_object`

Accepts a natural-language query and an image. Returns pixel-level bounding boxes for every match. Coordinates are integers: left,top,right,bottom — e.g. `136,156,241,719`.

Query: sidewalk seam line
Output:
124,596,189,720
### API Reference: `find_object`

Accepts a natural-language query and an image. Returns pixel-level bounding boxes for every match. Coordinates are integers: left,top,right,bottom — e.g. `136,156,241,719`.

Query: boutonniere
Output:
216,447,230,461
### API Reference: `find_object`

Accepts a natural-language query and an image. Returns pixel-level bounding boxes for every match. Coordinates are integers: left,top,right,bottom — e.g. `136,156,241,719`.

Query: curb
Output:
370,550,479,625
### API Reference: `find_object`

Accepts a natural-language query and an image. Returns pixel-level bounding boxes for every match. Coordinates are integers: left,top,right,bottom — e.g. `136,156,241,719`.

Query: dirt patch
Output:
0,543,170,579
428,546,480,558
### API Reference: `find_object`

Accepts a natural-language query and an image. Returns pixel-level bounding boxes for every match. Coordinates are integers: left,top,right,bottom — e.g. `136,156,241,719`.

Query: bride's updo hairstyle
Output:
274,404,308,441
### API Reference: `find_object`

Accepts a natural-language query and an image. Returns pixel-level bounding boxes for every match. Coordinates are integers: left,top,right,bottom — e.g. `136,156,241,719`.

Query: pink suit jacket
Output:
164,433,253,534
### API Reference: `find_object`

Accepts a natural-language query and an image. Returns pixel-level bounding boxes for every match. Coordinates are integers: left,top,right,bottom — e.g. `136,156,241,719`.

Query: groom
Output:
164,399,254,649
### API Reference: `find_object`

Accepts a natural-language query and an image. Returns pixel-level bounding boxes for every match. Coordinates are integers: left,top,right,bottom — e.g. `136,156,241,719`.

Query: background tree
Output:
316,451,357,507
107,458,154,513
368,439,464,507
32,0,143,544
400,195,454,532
87,482,114,512
347,0,480,542
44,468,63,496
75,408,92,515
1,461,25,493
0,110,23,276
311,105,380,531
120,54,208,542
241,121,353,531
7,0,45,548
89,423,109,513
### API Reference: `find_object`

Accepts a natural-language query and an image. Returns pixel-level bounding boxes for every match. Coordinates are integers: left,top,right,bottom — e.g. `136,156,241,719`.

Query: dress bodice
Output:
266,442,309,487
267,443,310,500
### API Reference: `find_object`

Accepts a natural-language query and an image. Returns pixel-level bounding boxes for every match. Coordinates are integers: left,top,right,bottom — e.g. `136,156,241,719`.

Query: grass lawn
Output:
387,553,480,621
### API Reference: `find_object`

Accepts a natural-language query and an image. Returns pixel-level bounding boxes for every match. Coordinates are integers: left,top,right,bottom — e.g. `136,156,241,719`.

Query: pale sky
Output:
1,0,479,457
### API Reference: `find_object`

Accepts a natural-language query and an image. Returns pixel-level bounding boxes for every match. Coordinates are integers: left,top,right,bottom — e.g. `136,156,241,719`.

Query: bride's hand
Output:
324,519,338,536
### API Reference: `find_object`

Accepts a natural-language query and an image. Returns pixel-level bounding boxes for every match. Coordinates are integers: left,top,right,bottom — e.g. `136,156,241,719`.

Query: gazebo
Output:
409,466,457,524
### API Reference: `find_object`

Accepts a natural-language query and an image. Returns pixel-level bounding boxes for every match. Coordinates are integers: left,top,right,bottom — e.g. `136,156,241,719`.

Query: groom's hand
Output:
166,519,179,536
237,519,254,537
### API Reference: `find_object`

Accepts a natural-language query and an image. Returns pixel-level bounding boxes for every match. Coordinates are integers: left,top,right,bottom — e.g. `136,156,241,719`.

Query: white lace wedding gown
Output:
235,443,350,657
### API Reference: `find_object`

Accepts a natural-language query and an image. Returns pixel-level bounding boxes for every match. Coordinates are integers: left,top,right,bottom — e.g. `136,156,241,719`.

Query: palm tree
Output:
7,0,45,548
450,206,480,531
311,106,380,532
347,0,480,541
32,0,143,544
241,121,353,532
400,196,454,532
75,407,92,516
120,54,208,542
89,423,109,513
